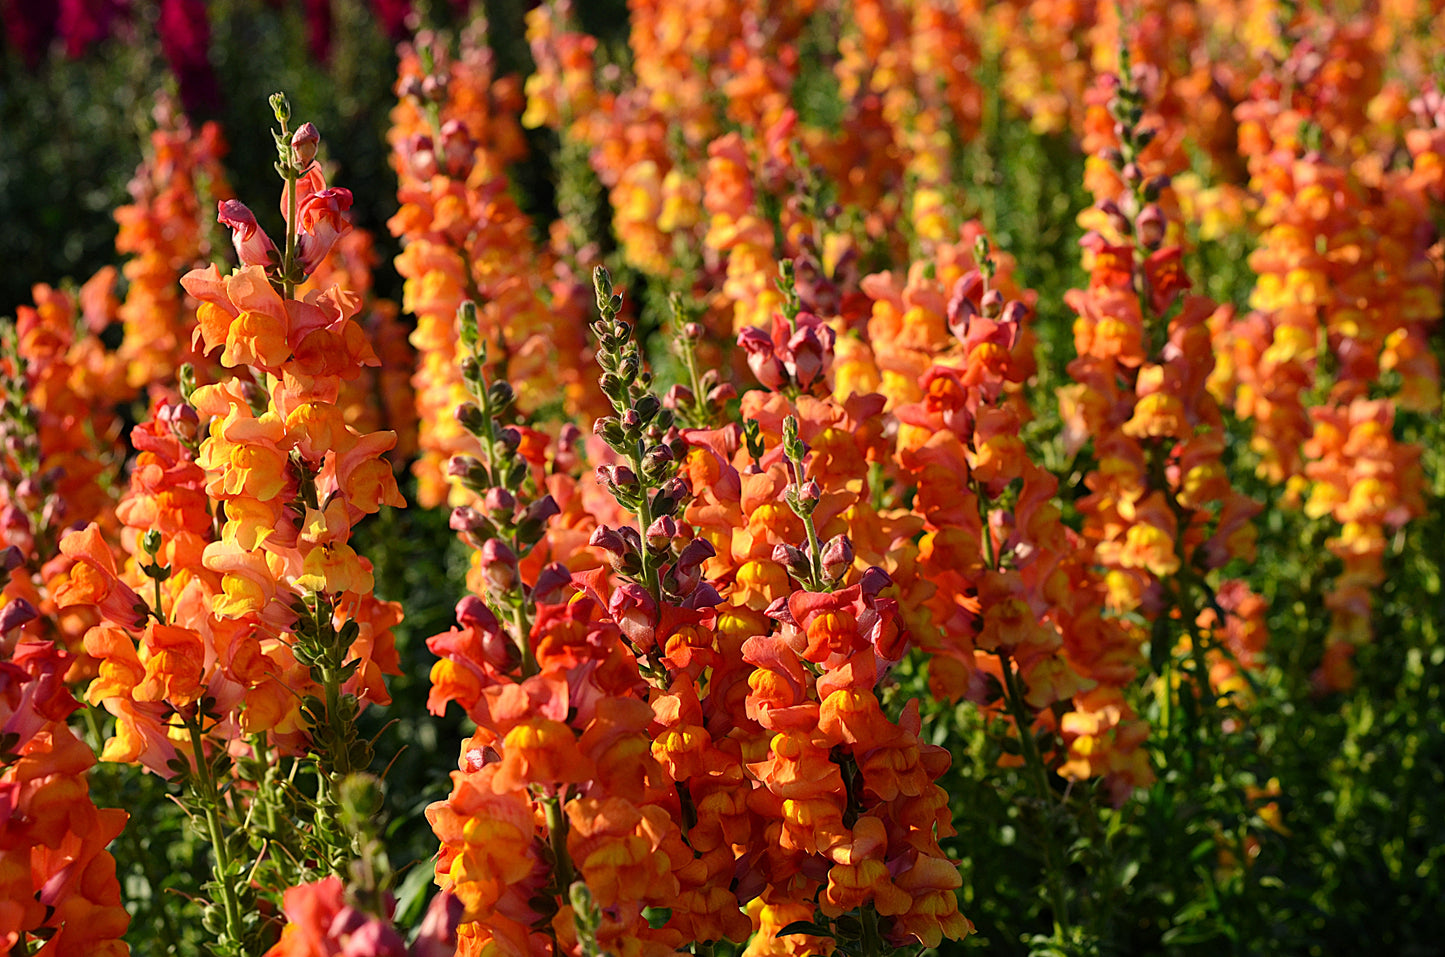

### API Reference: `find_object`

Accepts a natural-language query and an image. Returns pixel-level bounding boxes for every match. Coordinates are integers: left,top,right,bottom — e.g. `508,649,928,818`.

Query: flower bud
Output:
706,383,737,406
663,383,695,410
645,515,677,551
589,525,629,561
412,892,464,957
447,455,487,487
641,444,675,481
521,495,560,528
1136,204,1166,250
142,529,163,556
0,545,23,575
479,539,519,593
487,380,515,412
980,289,1005,320
0,597,38,636
671,538,715,594
771,542,811,578
482,487,516,519
860,565,892,600
532,563,573,605
449,506,487,536
454,403,486,435
290,122,320,167
821,534,854,581
421,73,448,103
496,427,522,453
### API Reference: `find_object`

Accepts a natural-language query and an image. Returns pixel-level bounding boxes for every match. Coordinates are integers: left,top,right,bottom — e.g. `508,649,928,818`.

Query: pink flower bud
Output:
448,506,486,536
821,534,854,581
291,122,320,167
411,892,463,957
217,200,279,268
1137,204,1166,250
738,326,786,390
482,487,516,519
532,563,573,605
478,540,518,592
588,525,628,557
981,289,1005,320
771,542,810,577
645,515,677,550
0,597,39,636
860,565,892,600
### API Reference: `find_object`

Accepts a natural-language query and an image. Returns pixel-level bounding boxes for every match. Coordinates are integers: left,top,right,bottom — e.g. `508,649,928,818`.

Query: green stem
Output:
186,715,244,949
629,444,662,610
510,598,538,679
283,151,299,301
859,903,883,957
999,650,1072,941
543,792,575,891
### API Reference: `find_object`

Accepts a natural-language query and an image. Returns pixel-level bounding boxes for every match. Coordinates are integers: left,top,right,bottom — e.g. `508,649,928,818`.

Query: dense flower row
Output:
0,3,1440,955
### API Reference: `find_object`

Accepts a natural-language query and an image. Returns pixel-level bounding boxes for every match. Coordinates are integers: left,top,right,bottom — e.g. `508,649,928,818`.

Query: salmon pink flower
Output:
218,199,279,268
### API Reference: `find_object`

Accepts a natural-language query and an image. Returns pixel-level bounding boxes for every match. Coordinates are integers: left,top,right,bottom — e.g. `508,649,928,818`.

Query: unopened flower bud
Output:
663,383,695,410
671,538,715,594
771,542,811,578
496,427,522,453
981,288,1005,320
701,382,735,408
0,597,38,636
532,563,573,605
142,529,163,556
860,565,893,600
479,540,519,592
447,455,487,487
0,545,23,575
641,444,674,480
821,534,854,581
487,380,515,412
448,506,487,536
521,495,560,528
482,487,516,519
421,73,448,103
589,525,629,559
597,464,638,490
291,122,320,167
645,515,677,551
14,478,41,510
454,403,486,435
1136,204,1166,250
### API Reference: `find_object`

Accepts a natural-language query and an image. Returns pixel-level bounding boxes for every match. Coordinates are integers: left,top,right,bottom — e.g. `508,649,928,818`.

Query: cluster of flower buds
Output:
737,261,839,395
587,267,719,632
443,300,568,651
217,98,353,289
662,295,736,430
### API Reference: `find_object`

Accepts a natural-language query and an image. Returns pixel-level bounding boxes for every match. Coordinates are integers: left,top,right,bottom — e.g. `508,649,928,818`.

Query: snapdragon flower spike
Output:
1057,68,1268,784
390,31,601,508
589,266,710,624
